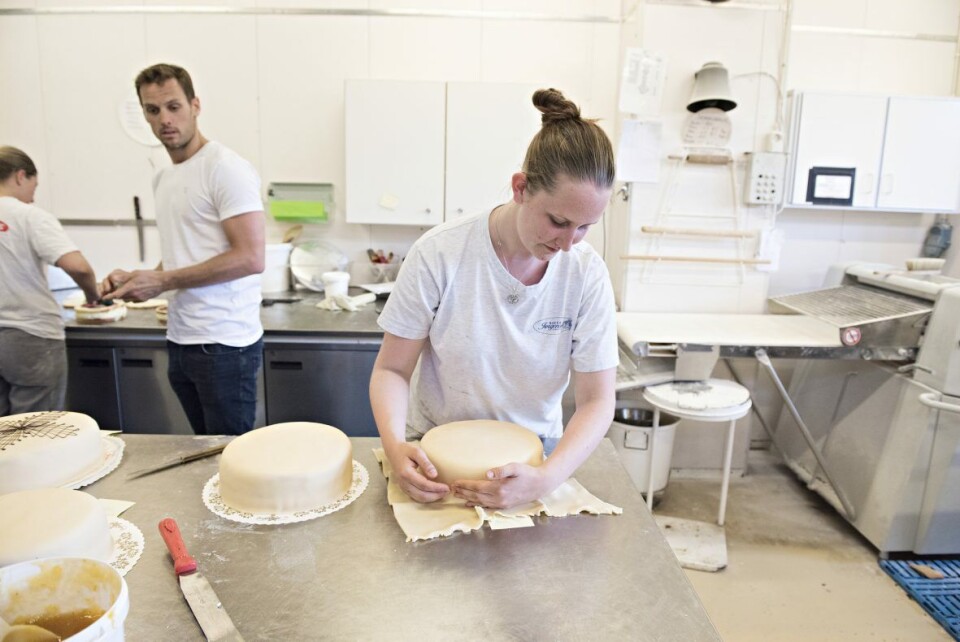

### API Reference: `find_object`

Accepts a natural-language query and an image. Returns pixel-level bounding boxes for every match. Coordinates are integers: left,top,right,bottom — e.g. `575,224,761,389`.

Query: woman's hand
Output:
451,463,555,510
387,442,449,503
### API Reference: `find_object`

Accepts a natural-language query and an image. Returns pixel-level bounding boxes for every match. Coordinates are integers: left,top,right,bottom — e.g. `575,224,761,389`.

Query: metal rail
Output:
755,349,858,520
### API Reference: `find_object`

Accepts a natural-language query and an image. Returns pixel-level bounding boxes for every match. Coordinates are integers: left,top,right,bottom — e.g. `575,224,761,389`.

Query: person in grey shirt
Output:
0,146,100,414
371,89,618,510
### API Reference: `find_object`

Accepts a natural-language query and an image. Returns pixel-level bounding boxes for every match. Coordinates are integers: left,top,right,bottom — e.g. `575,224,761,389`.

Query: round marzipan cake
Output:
0,411,102,494
0,488,113,567
219,422,353,514
75,300,127,325
420,420,544,485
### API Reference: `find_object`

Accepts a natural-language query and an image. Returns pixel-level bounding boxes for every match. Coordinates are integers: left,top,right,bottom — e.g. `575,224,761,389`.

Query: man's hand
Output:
100,269,166,302
387,442,449,503
451,463,553,510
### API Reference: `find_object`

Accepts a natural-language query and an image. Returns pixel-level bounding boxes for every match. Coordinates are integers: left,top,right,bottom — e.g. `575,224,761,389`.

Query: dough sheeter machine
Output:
617,262,960,555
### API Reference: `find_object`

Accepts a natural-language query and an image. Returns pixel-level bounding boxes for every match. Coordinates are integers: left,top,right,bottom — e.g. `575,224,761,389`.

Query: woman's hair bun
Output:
532,88,581,125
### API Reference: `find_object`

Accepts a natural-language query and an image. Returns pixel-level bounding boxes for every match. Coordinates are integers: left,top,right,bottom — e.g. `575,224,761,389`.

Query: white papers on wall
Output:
755,229,784,272
616,119,661,183
619,48,666,117
117,89,160,147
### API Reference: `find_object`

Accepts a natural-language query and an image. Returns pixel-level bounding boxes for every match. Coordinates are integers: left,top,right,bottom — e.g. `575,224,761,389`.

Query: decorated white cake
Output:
420,420,544,485
0,488,113,567
0,411,102,494
219,422,353,514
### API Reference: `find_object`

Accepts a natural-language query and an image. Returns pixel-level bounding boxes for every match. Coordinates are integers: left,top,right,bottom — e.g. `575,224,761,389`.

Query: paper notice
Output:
117,89,161,147
619,48,667,116
616,119,661,183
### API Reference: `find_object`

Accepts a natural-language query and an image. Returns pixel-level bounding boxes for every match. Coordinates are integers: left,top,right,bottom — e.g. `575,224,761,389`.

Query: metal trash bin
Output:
607,400,680,499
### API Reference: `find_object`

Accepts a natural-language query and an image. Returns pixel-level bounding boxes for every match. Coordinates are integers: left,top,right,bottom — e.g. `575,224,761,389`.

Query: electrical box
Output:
745,151,786,205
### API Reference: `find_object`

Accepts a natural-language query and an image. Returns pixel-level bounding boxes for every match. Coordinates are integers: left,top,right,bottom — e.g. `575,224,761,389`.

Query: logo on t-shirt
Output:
0,220,8,232
534,317,573,335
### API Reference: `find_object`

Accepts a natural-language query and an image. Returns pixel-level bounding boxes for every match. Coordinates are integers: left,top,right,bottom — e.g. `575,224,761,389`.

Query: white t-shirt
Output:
154,141,264,346
0,196,77,340
378,209,618,439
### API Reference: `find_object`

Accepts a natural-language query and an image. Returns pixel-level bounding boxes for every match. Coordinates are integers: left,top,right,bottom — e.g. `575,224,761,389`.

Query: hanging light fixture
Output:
687,62,737,113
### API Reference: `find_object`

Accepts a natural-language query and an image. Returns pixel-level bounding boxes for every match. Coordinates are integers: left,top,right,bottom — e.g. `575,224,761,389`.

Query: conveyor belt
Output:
769,285,931,327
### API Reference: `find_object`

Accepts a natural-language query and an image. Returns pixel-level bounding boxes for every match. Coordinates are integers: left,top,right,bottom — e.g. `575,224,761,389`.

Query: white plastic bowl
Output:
0,557,129,641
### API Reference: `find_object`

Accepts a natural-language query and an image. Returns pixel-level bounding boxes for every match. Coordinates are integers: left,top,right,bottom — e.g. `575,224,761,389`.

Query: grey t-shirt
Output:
378,209,618,439
0,196,77,340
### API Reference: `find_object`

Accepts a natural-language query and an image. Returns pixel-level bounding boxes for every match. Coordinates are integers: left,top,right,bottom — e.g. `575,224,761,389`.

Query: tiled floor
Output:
651,450,953,642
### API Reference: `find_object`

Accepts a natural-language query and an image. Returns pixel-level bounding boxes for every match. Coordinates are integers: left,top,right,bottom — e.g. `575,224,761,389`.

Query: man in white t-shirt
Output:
0,146,100,414
102,64,265,436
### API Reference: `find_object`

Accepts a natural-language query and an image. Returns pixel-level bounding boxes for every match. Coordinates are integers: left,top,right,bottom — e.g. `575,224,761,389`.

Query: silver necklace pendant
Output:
507,293,520,305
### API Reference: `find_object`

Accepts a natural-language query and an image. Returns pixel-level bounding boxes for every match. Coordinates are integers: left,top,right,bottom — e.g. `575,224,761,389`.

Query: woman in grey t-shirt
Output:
371,89,618,510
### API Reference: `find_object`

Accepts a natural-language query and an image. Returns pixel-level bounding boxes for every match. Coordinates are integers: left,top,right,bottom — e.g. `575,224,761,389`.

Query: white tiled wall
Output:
0,1,621,282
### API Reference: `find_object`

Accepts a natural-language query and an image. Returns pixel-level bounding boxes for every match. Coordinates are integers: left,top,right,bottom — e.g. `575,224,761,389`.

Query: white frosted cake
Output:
420,420,544,485
0,488,113,566
0,411,102,494
219,422,353,514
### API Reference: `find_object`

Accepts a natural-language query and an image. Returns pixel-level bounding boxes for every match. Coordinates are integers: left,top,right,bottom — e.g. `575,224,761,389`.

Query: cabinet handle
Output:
425,208,431,214
121,358,153,368
456,208,464,214
880,173,894,195
270,361,303,370
78,358,110,368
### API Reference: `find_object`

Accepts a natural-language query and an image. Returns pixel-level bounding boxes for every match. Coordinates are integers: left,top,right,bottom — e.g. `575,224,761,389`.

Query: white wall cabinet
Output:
346,80,542,226
445,82,542,220
788,92,960,213
345,80,446,226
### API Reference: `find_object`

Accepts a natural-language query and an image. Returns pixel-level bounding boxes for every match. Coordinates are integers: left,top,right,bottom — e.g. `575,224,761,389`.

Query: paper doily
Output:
202,460,369,525
107,517,144,577
66,434,125,490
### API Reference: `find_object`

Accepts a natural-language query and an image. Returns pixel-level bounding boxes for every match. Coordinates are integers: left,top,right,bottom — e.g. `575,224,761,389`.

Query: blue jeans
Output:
167,338,262,435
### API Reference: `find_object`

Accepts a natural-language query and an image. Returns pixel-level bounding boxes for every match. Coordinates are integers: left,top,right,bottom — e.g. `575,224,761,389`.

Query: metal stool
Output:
642,379,751,571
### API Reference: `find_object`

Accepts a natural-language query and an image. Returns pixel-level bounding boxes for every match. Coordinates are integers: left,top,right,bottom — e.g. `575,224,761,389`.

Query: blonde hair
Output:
0,146,37,182
521,89,615,194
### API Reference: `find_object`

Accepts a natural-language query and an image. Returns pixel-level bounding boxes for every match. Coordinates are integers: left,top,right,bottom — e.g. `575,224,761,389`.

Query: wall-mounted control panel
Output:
745,151,787,205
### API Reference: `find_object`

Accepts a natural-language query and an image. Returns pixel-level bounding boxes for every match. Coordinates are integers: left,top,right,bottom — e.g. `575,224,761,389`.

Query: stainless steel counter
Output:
63,290,384,344
88,435,720,641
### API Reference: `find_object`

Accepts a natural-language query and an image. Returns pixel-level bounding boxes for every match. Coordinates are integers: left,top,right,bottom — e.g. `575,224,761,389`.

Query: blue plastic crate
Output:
879,558,960,640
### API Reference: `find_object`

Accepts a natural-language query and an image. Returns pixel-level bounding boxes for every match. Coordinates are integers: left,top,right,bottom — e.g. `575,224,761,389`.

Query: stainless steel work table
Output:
87,434,720,641
64,290,385,344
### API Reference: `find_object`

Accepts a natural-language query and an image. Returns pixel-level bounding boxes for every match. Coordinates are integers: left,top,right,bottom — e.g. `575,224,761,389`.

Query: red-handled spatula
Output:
159,518,245,642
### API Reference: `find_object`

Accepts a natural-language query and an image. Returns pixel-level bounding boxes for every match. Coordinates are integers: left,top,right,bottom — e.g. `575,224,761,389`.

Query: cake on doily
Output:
0,488,112,566
420,420,544,485
0,411,102,494
219,422,353,514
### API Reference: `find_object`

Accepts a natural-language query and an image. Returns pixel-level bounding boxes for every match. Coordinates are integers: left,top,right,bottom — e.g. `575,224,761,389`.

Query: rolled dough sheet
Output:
541,479,622,517
392,498,485,542
373,448,621,542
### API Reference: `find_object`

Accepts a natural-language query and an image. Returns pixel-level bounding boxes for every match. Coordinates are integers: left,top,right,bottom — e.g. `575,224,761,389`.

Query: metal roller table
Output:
87,434,720,641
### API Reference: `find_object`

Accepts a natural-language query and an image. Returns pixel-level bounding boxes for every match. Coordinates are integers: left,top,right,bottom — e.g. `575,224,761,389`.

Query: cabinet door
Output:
345,80,445,226
445,82,543,220
116,346,266,434
264,343,379,436
66,347,122,431
116,347,193,435
789,93,888,208
877,97,960,212
36,15,154,219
